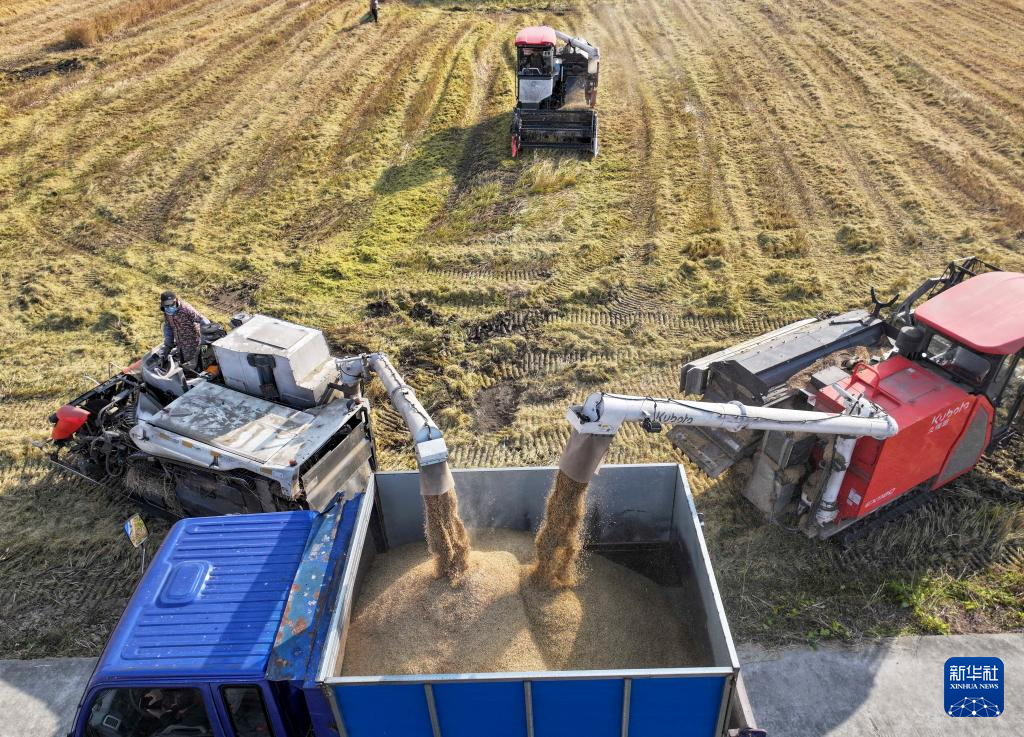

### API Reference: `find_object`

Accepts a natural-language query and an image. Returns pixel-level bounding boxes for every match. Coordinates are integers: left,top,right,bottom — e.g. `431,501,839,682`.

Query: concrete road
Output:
3,633,1022,736
0,658,95,737
740,632,1023,736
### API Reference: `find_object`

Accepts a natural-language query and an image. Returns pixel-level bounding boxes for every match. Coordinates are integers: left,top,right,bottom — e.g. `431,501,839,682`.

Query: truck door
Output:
76,685,224,737
214,684,285,737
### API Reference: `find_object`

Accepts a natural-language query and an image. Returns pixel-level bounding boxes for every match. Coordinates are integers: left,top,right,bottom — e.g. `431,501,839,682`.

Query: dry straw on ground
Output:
340,529,695,676
65,0,193,48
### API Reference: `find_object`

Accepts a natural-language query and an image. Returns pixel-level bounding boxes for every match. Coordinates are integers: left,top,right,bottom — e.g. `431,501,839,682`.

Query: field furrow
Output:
1,0,1022,657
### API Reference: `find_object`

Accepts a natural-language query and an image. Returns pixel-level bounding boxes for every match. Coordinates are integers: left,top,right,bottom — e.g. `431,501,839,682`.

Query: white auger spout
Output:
553,30,600,63
557,389,899,529
566,392,898,439
339,352,448,468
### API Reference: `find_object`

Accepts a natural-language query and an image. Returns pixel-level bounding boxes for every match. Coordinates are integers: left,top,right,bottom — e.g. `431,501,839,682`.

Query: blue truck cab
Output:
72,466,762,737
73,498,361,737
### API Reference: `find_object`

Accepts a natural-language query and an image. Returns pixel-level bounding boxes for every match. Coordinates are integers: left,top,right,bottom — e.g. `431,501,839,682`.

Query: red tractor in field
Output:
511,25,600,158
557,259,1023,542
666,258,1024,540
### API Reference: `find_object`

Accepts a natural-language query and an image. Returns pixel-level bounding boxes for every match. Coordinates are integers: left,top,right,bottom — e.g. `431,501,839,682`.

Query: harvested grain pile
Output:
340,529,695,676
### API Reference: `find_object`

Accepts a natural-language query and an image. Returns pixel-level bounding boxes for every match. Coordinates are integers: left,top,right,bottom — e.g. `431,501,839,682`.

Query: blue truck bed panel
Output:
96,511,317,679
627,676,727,737
433,680,528,737
335,683,435,737
532,679,623,737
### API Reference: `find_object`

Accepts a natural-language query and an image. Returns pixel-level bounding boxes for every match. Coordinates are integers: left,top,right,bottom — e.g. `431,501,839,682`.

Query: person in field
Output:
370,0,379,23
159,290,210,368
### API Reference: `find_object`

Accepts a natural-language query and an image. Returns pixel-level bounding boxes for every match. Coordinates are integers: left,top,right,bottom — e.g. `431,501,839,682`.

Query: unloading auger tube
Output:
338,353,454,497
559,389,899,528
553,30,599,62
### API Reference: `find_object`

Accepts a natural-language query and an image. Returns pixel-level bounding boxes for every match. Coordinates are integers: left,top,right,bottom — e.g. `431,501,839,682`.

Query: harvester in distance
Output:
666,258,1024,541
45,313,448,518
511,25,600,158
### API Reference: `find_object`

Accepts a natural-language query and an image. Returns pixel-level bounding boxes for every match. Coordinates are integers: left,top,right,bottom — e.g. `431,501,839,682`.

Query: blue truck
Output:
71,464,762,737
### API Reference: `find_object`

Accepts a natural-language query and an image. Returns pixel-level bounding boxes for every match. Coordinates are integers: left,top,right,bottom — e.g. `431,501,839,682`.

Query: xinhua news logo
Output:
945,657,1003,717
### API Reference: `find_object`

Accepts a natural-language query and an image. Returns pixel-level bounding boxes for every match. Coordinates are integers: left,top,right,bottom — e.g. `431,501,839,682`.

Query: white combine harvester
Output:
46,313,446,517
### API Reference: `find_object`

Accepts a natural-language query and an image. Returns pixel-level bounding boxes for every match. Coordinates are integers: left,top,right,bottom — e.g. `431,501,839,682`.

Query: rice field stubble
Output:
1,0,1022,657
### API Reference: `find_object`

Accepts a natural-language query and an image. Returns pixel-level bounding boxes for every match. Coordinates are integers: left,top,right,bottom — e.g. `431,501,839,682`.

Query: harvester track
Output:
833,484,936,547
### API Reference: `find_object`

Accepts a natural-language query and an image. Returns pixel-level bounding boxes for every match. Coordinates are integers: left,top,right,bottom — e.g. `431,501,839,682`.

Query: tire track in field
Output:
806,2,1024,230
822,0,1024,154
279,15,470,249
0,0,128,57
444,30,514,199
8,0,428,270
923,0,1024,56
67,0,348,244
695,0,914,239
8,0,306,175
856,0,1024,117
191,3,397,207
655,0,753,233
314,20,492,280
790,18,975,233
790,30,965,245
591,3,667,319
135,2,359,240
653,0,820,232
829,0,1024,170
124,3,435,245
198,12,453,235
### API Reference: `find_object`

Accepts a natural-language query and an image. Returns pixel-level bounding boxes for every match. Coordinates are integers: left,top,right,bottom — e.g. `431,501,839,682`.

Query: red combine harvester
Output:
511,25,600,157
665,259,1024,541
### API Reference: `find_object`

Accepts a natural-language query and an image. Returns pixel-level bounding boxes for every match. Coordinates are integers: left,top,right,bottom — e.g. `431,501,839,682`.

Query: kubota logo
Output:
929,401,971,433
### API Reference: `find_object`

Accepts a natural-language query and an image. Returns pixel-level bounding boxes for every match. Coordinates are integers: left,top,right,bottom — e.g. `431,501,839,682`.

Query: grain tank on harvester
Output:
659,258,1024,541
511,25,600,157
44,313,451,518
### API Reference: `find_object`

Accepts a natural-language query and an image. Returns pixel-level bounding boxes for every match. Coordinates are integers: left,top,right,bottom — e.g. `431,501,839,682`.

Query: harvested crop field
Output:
1,0,1023,657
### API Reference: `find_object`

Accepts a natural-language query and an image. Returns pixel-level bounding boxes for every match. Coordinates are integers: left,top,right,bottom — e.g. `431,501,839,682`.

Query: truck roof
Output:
915,271,1024,355
95,512,317,681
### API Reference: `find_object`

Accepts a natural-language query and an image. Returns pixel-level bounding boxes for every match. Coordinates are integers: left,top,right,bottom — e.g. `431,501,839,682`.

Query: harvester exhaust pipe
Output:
340,353,469,578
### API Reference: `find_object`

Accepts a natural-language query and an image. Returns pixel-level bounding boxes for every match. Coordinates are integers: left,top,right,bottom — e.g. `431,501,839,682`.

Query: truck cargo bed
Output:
317,465,742,737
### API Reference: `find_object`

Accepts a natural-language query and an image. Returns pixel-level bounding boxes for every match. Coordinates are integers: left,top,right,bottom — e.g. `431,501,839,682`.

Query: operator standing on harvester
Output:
159,290,210,368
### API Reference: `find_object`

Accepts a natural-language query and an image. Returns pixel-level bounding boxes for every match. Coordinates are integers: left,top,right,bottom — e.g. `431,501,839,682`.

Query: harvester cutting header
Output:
511,25,600,157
